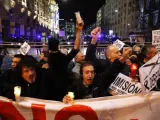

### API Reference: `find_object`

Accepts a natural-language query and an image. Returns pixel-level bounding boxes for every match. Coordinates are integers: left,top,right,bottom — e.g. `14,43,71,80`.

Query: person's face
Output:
11,57,21,70
22,67,36,84
106,46,121,62
75,52,85,63
82,65,95,86
133,46,141,54
40,53,44,60
147,47,158,60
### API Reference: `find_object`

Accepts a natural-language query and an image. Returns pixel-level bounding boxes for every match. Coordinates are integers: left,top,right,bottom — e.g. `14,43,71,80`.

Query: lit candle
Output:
130,63,138,78
14,86,21,102
68,92,74,99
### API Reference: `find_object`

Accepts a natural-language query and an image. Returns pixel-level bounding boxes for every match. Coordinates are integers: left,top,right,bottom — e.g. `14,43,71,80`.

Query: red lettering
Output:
31,104,46,120
0,101,25,120
54,104,98,120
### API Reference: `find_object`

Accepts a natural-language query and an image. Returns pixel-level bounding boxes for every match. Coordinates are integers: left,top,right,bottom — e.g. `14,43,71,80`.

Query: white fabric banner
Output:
139,53,160,92
113,39,125,50
0,92,160,120
19,42,31,55
109,73,142,95
152,30,160,50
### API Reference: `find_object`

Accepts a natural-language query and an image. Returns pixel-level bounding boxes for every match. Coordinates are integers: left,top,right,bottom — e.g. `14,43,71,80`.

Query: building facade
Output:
0,0,58,42
103,0,139,38
139,0,160,41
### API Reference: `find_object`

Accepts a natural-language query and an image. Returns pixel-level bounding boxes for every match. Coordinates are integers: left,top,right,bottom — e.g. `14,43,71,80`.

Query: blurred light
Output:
37,35,41,38
18,43,21,45
28,11,31,16
14,37,16,38
128,23,130,26
84,41,87,44
109,30,113,35
115,9,118,13
35,11,37,14
67,42,70,45
21,8,25,13
50,4,54,12
33,15,37,19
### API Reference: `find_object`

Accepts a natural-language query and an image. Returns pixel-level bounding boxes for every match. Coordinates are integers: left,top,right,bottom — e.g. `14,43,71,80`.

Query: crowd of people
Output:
0,21,159,104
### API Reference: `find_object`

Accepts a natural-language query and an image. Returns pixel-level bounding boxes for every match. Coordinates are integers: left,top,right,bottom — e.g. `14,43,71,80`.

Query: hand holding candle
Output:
130,63,138,78
68,92,74,99
75,12,82,24
67,92,75,105
14,86,21,102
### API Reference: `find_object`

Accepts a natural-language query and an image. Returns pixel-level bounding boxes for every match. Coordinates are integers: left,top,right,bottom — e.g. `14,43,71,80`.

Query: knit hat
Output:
48,38,59,51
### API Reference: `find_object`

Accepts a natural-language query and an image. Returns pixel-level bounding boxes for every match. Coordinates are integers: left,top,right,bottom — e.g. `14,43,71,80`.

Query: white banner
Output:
19,42,31,55
109,73,142,95
139,53,160,92
113,39,125,50
0,92,160,120
152,30,160,50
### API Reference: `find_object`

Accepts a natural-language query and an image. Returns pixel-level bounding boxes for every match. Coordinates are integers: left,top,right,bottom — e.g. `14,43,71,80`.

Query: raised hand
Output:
91,27,101,41
76,20,84,31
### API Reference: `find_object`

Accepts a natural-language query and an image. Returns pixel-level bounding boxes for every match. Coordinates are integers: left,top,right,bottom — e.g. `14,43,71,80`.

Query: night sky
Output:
56,0,105,27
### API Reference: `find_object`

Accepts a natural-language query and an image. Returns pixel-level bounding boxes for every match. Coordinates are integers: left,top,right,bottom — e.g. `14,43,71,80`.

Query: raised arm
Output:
74,21,84,50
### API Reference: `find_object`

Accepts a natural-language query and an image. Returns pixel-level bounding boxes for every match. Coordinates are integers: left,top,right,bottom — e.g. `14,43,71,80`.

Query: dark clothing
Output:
1,68,48,100
48,48,79,101
67,59,124,99
37,60,48,68
86,44,130,76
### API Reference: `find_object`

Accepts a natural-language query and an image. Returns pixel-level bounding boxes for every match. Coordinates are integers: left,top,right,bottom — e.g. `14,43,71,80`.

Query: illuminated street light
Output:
27,11,31,16
21,7,25,13
33,15,37,19
115,9,118,13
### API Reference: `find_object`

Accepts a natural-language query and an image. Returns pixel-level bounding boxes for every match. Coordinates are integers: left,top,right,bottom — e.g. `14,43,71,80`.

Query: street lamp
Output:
27,11,31,16
115,9,118,13
21,7,26,13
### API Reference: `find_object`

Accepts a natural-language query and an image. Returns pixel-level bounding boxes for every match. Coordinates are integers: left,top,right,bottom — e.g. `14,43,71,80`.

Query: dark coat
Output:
85,44,130,76
47,48,79,101
1,67,48,100
66,59,124,99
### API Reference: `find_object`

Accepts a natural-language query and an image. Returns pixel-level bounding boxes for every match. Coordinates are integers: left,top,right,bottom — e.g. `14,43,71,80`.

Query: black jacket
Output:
85,44,130,76
47,48,79,101
66,59,124,99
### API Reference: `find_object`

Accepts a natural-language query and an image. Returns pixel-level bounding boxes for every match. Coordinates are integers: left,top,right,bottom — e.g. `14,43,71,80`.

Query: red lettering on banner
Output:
31,104,46,120
54,104,98,120
0,101,25,120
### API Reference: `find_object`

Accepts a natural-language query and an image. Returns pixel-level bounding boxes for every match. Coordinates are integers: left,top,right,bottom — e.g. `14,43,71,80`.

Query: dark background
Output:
56,0,105,27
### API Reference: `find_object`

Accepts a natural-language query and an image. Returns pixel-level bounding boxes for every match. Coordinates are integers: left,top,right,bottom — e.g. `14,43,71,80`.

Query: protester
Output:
38,51,49,69
140,45,160,90
0,54,23,95
85,27,131,76
3,55,47,100
63,58,127,104
69,51,85,83
47,21,84,101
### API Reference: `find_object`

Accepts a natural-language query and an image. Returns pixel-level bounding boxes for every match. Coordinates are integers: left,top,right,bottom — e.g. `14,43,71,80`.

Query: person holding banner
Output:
63,59,127,103
47,20,84,101
0,54,23,96
3,55,47,100
139,45,160,91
